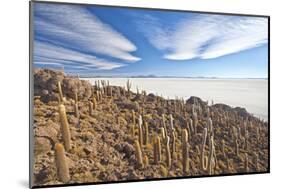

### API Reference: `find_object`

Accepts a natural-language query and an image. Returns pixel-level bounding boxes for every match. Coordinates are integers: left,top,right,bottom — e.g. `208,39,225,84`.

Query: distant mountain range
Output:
75,74,267,79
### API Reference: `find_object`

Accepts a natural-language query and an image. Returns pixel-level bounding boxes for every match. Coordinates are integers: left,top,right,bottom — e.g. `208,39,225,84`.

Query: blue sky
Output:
33,3,268,78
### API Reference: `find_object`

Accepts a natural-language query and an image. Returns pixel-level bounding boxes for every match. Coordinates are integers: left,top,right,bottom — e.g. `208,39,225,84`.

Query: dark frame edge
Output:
29,1,35,188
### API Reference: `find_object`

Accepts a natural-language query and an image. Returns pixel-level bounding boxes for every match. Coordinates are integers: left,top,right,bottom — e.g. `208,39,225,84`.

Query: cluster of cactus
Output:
48,77,266,183
53,81,72,183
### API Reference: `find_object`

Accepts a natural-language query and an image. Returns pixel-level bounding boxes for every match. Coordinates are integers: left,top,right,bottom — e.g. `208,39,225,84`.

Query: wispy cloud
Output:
34,3,140,71
34,41,125,70
137,14,268,60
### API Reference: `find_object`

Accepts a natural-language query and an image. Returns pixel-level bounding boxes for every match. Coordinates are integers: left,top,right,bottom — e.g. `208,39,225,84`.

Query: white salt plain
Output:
83,78,268,121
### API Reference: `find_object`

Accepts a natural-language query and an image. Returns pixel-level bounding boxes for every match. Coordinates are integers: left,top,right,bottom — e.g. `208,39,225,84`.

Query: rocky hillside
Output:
32,69,269,187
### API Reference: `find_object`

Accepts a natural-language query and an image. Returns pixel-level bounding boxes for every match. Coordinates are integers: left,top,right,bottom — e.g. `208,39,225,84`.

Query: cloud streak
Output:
34,3,140,71
138,14,268,60
34,41,125,70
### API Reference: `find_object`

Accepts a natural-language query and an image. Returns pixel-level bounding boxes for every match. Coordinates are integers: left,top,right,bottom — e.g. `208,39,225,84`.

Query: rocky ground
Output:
32,69,269,187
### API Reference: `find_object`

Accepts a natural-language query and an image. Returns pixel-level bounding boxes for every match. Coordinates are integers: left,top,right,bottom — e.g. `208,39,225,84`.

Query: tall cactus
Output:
156,135,162,162
96,91,100,102
161,127,166,142
134,140,143,168
165,136,171,168
89,101,93,116
207,117,213,136
153,135,159,164
143,155,149,167
221,139,226,158
57,81,64,103
55,143,70,183
126,79,132,97
162,114,168,138
169,114,174,131
58,104,71,151
74,92,78,104
256,126,260,143
138,115,143,147
235,139,239,157
193,112,198,134
200,127,208,170
207,137,215,175
189,118,194,135
171,129,176,159
132,110,136,125
131,124,135,137
74,102,79,118
109,86,113,98
92,96,97,110
144,121,149,145
182,129,189,174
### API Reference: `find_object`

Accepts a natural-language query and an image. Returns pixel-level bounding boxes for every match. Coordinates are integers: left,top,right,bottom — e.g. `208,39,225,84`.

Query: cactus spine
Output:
58,104,71,151
165,136,171,168
182,129,189,174
55,143,70,183
134,140,143,168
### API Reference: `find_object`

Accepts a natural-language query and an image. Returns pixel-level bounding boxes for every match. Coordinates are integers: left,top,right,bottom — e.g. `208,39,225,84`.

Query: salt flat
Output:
84,78,268,121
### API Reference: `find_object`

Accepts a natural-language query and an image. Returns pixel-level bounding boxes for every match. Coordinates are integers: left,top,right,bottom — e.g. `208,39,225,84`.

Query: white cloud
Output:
138,14,268,60
34,3,140,66
34,41,125,70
